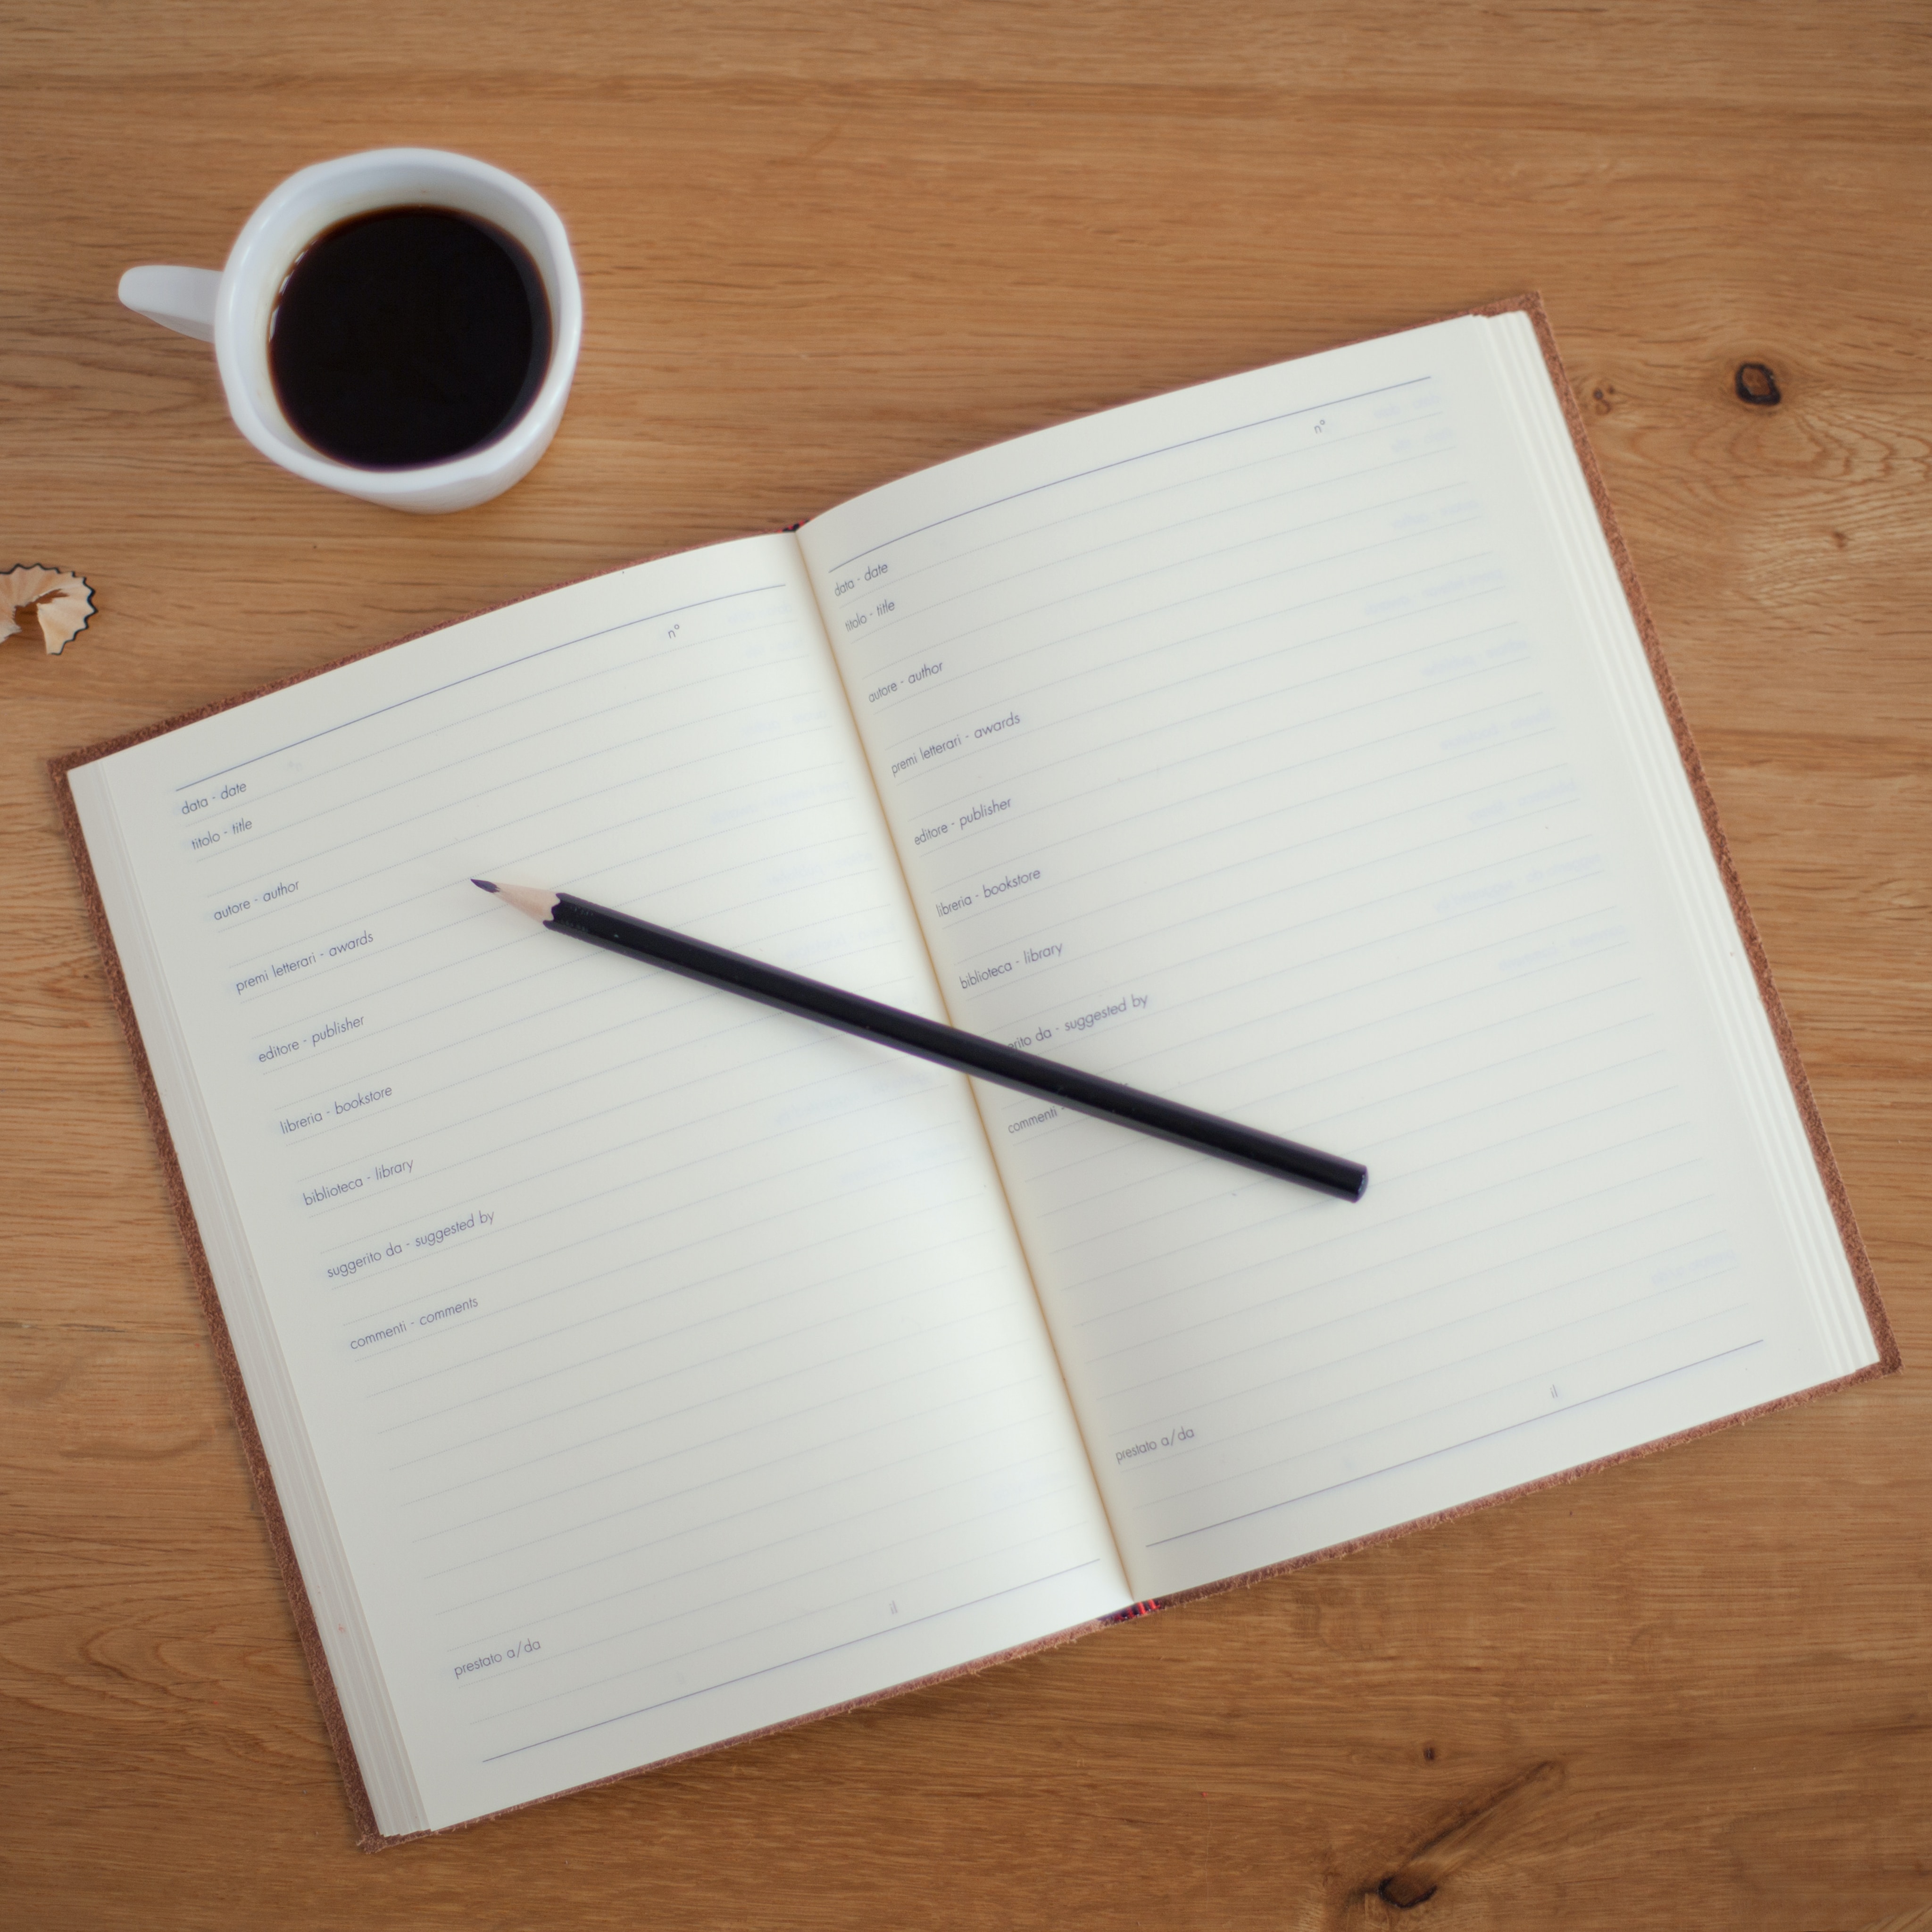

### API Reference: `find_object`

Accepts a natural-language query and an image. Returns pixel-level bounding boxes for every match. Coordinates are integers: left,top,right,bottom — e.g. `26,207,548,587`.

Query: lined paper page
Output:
71,534,1125,1832
800,317,1873,1599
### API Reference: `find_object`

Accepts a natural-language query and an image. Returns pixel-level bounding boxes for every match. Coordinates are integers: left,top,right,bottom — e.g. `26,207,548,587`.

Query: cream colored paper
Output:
69,534,1128,1833
799,313,1875,1598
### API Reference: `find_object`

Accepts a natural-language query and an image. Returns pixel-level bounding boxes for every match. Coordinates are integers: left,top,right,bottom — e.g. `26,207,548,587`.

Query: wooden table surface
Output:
5,4,1929,1926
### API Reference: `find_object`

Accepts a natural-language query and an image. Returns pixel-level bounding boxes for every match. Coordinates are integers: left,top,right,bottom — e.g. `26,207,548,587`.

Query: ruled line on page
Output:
245,825,877,1057
1132,1299,1757,1516
849,411,1450,620
838,396,1445,599
172,584,787,790
251,854,891,1074
321,1120,978,1304
1103,1235,1746,1452
1026,928,1627,1251
907,616,1528,835
443,1452,1081,1658
440,1483,1097,1684
949,810,1595,1039
1035,1035,1684,1259
220,786,878,979
474,1561,1108,1760
1105,1251,1741,1444
853,474,1480,662
294,997,944,1204
457,1507,1099,1728
930,714,1562,943
204,720,846,906
1067,1091,1695,1288
825,378,1448,633
309,1107,967,1299
823,376,1433,569
941,799,1597,1009
422,1413,1072,1650
454,1488,1089,1696
415,1375,1058,1615
1065,1123,1700,1325
1060,1172,1721,1395
1031,1023,1673,1264
974,842,1623,1105
404,1332,1046,1538
230,823,876,999
200,664,840,905
220,791,877,968
1141,1344,1765,1549
295,958,681,1137
1012,971,1642,1200
228,854,897,1021
185,609,806,866
919,668,1551,888
978,966,1656,1267
1036,901,1626,1120
1054,963,1646,1160
364,1246,1013,1439
927,757,1580,995
353,1186,992,1374
875,590,1523,794
435,1406,1071,1619
400,1325,1041,1518
425,1399,1072,1638
1048,1074,1690,1332
1087,1207,1726,1392
297,993,901,1196
459,1512,1103,1729
391,1291,1026,1485
424,1390,1078,1638
275,908,899,1154
1308,1055,1675,1166
301,1005,966,1231
896,653,1545,884
1065,1025,1665,1252
222,759,863,942
873,547,1505,751
381,1254,1023,1440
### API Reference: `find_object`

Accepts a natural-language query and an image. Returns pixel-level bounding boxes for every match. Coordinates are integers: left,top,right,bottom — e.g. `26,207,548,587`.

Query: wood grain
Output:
2,3,1928,1925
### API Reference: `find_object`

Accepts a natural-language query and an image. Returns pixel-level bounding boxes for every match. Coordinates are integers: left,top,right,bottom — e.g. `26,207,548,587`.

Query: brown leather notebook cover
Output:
49,292,1898,1849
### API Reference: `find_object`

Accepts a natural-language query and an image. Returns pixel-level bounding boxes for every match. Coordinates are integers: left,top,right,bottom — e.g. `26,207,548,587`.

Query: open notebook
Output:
56,298,1893,1845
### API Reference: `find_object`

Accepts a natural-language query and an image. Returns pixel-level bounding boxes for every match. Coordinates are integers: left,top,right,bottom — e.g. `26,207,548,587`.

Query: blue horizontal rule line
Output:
475,1559,1103,1762
171,584,783,790
1143,1339,1764,1548
823,379,1433,570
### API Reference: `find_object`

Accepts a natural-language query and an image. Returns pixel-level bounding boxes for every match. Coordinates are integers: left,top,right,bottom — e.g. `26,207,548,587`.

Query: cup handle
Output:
118,265,221,342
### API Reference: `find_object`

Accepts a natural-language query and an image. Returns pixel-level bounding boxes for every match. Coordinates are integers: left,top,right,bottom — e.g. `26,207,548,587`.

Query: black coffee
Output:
268,207,551,470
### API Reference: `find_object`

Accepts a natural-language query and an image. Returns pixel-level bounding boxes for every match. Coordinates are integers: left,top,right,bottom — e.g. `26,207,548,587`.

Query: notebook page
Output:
69,534,1126,1834
799,320,1875,1599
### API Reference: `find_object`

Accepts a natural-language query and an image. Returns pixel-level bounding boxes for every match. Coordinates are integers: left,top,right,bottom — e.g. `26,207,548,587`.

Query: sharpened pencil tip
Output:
475,880,559,923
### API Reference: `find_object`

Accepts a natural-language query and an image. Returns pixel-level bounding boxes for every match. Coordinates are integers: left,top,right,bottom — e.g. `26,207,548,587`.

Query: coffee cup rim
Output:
212,149,582,510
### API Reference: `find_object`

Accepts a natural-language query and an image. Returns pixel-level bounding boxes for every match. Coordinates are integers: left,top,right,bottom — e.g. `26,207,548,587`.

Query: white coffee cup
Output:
119,149,582,514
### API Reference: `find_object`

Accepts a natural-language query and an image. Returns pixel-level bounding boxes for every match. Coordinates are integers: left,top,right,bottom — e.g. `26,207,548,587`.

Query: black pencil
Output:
472,881,1367,1201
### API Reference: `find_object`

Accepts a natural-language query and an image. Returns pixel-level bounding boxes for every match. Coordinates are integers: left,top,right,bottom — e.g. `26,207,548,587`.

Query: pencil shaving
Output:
3,566,95,654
